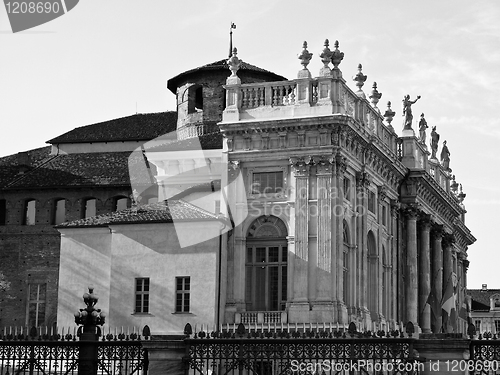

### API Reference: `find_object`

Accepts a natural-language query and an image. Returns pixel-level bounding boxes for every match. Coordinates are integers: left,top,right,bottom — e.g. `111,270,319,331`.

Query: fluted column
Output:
431,225,443,333
403,204,419,327
290,157,310,303
390,201,400,324
315,157,334,302
418,215,432,333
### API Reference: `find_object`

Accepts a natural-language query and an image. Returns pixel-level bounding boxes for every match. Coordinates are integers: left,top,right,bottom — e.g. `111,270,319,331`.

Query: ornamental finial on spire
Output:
298,41,313,78
384,101,395,132
227,47,241,77
319,39,333,76
330,40,344,78
353,64,367,98
369,82,382,111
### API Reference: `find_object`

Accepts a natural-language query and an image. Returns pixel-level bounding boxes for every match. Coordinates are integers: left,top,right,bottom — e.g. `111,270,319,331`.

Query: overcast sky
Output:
1,0,498,288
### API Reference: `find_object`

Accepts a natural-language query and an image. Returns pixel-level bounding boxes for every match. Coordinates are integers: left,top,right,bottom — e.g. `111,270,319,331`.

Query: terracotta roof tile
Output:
58,200,221,227
47,112,177,144
0,146,53,188
468,289,500,311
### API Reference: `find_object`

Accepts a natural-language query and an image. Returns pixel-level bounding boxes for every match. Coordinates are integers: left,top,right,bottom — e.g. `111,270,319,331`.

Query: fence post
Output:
74,286,106,375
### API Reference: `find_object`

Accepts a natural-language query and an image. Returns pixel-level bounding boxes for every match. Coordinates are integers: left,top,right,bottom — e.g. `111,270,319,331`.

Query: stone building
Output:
468,284,500,335
1,39,475,337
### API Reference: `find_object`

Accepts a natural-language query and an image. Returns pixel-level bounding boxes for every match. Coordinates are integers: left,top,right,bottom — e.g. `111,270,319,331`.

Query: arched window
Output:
343,221,350,306
367,231,378,315
114,197,129,211
82,198,96,218
24,199,36,225
246,216,288,311
52,199,66,225
188,85,203,114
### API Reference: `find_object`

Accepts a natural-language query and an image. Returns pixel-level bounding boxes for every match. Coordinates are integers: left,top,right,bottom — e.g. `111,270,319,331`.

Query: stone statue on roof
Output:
402,94,421,131
441,140,450,170
430,126,440,159
418,113,428,144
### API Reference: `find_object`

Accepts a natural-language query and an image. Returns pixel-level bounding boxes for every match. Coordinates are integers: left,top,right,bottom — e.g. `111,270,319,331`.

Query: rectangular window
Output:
24,200,36,225
382,205,387,226
252,171,283,195
343,177,351,201
84,198,96,218
27,284,46,327
53,199,66,225
368,190,376,213
175,277,190,313
135,278,149,313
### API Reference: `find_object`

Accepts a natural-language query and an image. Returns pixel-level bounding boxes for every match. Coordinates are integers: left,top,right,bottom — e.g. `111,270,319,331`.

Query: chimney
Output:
482,283,487,291
17,152,31,174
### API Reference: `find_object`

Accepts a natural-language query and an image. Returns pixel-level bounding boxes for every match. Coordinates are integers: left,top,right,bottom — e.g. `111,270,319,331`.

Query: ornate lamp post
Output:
74,286,106,375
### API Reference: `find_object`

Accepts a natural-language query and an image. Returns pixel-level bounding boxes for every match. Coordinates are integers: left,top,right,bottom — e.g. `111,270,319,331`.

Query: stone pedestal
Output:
142,340,186,375
415,335,470,375
288,302,310,323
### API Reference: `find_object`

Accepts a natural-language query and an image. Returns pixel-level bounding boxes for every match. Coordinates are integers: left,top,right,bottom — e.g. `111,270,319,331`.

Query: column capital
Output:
290,156,312,177
312,155,335,175
418,213,432,230
355,170,371,191
377,185,388,203
335,153,347,177
390,199,401,217
431,224,444,239
402,203,419,220
442,232,456,248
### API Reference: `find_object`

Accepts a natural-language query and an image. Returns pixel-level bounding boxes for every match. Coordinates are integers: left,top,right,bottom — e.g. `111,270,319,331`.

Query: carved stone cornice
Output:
289,156,312,177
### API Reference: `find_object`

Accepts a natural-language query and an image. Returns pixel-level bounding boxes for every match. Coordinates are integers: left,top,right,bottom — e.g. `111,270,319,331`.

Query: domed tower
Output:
167,56,287,139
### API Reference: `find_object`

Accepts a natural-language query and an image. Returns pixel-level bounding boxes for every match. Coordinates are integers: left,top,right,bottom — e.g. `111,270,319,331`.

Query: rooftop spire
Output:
229,22,236,58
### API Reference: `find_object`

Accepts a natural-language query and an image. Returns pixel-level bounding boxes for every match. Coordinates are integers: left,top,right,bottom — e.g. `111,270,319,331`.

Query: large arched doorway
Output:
245,216,288,311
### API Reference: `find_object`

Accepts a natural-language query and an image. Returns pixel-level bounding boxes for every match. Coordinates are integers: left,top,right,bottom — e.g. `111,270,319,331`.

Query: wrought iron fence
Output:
184,322,422,375
0,328,149,375
470,334,500,375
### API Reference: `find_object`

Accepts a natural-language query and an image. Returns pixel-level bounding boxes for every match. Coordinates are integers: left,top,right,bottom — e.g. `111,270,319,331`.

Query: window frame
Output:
175,276,191,313
23,199,36,225
247,166,287,199
26,283,46,327
134,277,150,314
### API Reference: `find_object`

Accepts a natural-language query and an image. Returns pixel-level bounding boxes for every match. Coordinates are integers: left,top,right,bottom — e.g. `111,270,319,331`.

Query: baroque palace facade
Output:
1,39,475,337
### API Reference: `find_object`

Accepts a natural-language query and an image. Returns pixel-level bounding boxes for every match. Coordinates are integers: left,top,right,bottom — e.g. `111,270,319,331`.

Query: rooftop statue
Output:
402,94,421,131
430,126,440,160
418,113,428,144
441,140,451,170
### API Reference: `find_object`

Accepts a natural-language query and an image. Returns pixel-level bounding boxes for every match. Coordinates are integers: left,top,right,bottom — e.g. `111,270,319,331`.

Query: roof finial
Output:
297,41,312,78
353,64,367,98
384,101,395,132
229,22,236,58
369,82,382,112
330,40,344,78
319,39,333,77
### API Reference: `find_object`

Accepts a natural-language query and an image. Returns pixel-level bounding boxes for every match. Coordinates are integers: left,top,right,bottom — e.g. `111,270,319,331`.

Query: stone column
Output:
442,233,455,332
335,155,347,322
418,215,432,333
289,157,311,321
314,157,334,303
403,205,419,328
431,225,443,333
355,171,370,314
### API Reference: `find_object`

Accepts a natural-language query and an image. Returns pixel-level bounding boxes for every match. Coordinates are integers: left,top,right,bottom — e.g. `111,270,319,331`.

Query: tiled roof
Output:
167,59,287,93
468,289,500,311
58,200,221,227
0,146,53,188
5,151,154,189
47,112,177,144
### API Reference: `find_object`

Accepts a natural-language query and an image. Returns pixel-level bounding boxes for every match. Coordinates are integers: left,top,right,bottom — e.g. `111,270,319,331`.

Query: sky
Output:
1,0,498,288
